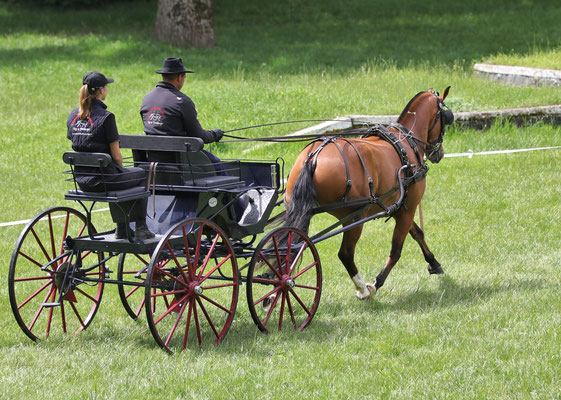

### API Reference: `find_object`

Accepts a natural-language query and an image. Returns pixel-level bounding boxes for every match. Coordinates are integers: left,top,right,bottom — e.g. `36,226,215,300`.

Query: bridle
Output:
404,90,454,161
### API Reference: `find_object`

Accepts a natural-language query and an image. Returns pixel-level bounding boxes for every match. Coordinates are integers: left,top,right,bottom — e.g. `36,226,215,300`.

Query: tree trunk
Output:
153,0,216,48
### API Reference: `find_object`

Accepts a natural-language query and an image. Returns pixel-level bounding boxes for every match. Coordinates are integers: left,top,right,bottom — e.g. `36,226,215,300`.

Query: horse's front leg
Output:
373,212,413,291
338,225,374,300
409,221,444,275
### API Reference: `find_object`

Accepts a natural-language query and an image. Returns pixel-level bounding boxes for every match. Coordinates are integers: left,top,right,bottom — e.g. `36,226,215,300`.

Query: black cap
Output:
83,71,114,90
155,57,194,74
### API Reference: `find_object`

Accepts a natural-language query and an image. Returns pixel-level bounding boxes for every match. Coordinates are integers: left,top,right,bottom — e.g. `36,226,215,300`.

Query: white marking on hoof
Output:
352,273,372,300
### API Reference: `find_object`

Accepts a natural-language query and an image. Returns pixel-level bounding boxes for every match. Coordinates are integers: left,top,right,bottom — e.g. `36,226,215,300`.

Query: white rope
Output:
0,208,109,228
444,145,561,159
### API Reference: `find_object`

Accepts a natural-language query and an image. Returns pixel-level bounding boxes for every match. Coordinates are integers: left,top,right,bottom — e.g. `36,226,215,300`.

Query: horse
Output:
283,87,453,300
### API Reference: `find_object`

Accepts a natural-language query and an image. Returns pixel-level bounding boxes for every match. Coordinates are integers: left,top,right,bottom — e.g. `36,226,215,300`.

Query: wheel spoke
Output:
193,300,202,346
288,288,312,316
262,291,282,328
17,280,52,310
75,287,100,304
287,242,308,275
292,260,319,280
17,250,46,269
165,242,190,284
196,233,220,281
196,297,219,339
199,293,233,314
257,250,283,279
272,236,284,275
278,291,286,330
199,254,232,284
30,228,52,264
48,214,57,262
164,296,189,347
253,286,281,307
59,211,70,256
285,292,297,328
69,300,86,330
285,232,292,275
202,282,237,291
154,293,189,326
182,299,194,350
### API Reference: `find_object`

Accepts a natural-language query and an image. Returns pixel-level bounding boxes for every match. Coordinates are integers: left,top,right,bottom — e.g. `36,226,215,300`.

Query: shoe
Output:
135,222,155,241
115,223,133,239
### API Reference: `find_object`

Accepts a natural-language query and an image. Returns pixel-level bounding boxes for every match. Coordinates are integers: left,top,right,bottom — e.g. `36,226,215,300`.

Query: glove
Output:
211,129,224,142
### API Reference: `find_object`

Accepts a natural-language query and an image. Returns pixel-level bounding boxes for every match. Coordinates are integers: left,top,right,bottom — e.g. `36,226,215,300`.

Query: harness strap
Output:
338,138,388,211
305,136,352,202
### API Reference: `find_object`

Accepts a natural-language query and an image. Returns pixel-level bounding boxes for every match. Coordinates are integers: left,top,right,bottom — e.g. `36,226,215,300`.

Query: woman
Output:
67,71,154,240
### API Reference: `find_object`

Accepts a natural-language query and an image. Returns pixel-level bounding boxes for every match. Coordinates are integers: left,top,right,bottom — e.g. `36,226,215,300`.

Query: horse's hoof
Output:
427,264,444,275
355,284,376,300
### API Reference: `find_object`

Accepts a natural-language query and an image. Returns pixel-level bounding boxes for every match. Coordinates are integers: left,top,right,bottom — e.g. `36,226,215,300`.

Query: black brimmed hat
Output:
83,71,114,90
155,57,194,74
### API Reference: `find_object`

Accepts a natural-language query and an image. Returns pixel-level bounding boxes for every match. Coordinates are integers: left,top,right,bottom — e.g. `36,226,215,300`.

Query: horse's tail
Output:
283,161,316,235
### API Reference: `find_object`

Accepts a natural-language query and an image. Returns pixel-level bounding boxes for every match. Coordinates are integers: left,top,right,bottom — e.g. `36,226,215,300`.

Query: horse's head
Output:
397,86,454,163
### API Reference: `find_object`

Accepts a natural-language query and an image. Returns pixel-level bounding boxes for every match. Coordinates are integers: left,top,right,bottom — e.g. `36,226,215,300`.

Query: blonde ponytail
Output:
78,84,96,120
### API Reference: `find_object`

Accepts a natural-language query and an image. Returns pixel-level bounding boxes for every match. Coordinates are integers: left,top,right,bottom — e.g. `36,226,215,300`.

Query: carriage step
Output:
42,302,61,308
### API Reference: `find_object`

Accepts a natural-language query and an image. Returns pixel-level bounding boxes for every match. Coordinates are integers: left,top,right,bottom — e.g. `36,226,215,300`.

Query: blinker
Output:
442,109,454,125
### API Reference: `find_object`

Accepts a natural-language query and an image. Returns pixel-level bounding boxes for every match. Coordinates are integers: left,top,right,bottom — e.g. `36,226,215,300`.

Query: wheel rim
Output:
145,218,239,353
247,227,322,333
9,207,104,341
117,253,149,320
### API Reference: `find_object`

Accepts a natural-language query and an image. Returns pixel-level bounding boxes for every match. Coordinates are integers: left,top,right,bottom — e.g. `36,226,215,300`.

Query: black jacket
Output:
140,81,216,143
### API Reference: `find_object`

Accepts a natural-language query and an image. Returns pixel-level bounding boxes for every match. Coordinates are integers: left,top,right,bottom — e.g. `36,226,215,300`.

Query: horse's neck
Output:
400,97,431,142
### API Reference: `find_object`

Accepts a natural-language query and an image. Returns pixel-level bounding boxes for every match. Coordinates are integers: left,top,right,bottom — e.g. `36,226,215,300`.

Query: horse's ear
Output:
441,86,451,100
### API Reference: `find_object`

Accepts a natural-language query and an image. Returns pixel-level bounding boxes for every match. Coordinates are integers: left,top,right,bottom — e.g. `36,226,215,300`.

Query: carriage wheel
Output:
117,253,151,320
145,218,239,353
247,227,322,333
8,207,105,341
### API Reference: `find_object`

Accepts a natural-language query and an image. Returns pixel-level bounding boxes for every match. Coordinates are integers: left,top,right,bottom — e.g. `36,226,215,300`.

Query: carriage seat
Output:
62,152,150,203
119,134,242,189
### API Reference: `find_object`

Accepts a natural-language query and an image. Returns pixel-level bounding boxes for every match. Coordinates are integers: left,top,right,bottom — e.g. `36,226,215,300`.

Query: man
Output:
140,57,224,165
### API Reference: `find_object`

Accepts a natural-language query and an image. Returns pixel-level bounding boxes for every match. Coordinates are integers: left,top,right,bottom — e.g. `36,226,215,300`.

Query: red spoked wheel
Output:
117,253,150,320
8,207,105,341
246,227,322,333
145,218,239,353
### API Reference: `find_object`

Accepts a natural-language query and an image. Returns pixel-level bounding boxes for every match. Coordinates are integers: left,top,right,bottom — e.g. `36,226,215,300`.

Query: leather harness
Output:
303,123,428,215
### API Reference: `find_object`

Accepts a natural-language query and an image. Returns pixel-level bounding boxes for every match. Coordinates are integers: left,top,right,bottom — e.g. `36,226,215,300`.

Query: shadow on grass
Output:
1,0,561,74
373,274,547,313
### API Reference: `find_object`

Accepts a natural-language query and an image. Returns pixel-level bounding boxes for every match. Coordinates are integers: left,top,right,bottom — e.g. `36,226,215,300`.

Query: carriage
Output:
9,88,452,353
9,134,323,353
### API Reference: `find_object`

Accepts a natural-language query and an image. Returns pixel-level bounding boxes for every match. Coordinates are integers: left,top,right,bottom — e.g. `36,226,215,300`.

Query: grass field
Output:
1,0,561,398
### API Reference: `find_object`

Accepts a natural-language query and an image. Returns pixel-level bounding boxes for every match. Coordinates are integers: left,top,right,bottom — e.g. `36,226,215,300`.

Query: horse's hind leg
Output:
409,221,444,275
338,225,374,300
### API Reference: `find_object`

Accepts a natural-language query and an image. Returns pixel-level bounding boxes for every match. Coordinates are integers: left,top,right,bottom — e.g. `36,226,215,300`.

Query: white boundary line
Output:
2,145,561,228
0,208,109,228
444,145,561,158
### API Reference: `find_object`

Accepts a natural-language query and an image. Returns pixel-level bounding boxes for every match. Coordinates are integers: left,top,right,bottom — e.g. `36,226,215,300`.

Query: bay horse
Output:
284,87,453,300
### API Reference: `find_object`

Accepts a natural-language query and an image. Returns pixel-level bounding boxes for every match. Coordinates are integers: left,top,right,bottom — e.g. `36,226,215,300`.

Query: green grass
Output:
2,0,561,398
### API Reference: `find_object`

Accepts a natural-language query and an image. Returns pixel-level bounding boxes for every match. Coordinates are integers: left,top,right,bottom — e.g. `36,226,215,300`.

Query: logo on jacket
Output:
146,107,166,126
70,116,93,135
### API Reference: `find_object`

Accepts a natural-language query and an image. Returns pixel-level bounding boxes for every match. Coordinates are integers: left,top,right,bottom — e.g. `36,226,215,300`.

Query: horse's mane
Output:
397,91,426,123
